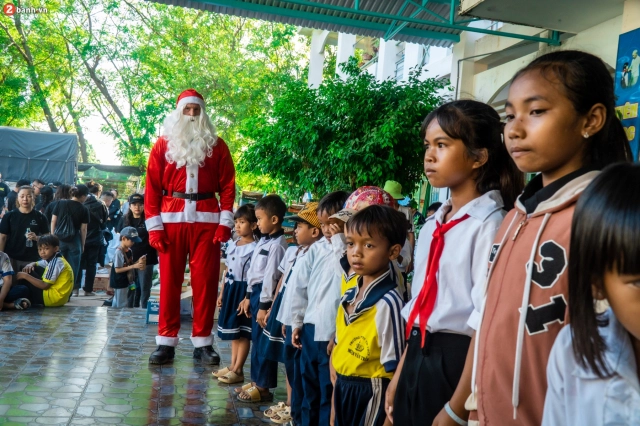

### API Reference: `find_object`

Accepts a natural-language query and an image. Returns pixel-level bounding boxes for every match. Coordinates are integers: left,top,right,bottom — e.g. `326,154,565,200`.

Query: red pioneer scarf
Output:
405,214,470,347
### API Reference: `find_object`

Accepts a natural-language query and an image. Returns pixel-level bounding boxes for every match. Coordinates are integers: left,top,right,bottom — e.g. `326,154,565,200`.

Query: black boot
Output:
193,345,220,365
149,345,175,364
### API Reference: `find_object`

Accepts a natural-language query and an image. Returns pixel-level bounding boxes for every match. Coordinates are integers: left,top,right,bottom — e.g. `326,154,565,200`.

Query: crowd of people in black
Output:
0,175,156,306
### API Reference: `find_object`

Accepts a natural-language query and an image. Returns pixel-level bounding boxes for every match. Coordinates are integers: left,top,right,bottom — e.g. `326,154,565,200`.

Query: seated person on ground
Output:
3,234,74,309
0,250,18,309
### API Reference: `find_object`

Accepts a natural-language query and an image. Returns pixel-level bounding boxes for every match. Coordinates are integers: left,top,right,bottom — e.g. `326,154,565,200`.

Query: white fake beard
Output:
163,110,218,168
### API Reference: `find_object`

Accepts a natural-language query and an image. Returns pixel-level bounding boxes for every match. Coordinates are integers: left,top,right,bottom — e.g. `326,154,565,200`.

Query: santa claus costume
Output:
145,89,235,365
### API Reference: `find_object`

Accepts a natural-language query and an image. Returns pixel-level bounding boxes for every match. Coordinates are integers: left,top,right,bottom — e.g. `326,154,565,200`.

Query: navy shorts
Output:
334,374,390,426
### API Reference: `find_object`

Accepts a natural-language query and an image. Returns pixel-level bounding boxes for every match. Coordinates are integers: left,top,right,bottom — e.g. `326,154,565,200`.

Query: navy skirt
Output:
260,287,286,363
217,278,251,340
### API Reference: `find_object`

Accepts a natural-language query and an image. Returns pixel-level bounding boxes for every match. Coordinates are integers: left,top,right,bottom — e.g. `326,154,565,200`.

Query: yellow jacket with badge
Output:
332,270,405,379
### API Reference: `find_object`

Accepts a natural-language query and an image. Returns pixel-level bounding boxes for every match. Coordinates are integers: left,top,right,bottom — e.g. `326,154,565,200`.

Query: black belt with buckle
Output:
163,190,214,201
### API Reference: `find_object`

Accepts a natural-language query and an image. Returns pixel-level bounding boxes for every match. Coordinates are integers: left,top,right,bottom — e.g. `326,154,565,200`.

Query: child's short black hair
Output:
235,203,261,239
234,204,258,223
569,162,640,378
318,191,350,216
427,202,442,213
255,195,287,223
16,179,30,188
37,234,59,248
346,205,407,248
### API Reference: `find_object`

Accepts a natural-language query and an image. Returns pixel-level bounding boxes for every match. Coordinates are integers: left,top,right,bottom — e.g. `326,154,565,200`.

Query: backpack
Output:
54,201,78,243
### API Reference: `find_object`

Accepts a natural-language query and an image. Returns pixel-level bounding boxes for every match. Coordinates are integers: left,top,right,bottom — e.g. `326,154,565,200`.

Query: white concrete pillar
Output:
450,21,489,99
623,0,640,32
377,39,399,81
403,43,423,80
308,30,330,89
336,33,357,80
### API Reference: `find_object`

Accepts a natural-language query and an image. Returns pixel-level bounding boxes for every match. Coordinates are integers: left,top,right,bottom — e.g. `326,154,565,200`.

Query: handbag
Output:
54,201,78,243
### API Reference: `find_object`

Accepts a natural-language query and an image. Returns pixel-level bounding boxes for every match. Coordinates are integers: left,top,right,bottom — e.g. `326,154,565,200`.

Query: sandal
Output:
218,370,244,384
233,382,253,396
212,367,230,378
271,406,292,424
263,402,287,418
236,386,273,403
14,298,31,310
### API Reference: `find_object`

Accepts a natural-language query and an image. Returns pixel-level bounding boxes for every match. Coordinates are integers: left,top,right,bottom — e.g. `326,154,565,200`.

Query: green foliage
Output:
239,58,450,200
1,0,306,171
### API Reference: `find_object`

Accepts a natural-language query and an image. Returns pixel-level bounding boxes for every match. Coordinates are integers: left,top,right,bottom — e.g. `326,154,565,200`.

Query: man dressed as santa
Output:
145,89,235,365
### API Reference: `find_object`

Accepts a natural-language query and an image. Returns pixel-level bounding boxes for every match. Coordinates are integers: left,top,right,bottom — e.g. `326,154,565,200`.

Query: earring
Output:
583,132,589,139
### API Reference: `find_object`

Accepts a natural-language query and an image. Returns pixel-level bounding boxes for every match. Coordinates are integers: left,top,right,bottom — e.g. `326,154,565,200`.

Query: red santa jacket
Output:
144,136,235,231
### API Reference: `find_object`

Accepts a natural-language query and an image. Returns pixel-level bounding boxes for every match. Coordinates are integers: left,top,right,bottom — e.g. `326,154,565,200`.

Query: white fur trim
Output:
160,211,220,224
156,335,179,346
191,335,213,348
146,215,164,231
177,96,205,110
220,210,234,229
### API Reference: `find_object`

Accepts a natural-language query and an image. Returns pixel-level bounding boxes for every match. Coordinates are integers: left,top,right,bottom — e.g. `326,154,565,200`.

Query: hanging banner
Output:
615,28,640,161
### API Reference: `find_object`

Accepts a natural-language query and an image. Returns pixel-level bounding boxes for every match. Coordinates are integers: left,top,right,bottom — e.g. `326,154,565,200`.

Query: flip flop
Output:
236,386,273,403
263,401,287,418
212,367,230,378
218,370,244,384
14,298,31,310
233,382,253,396
271,406,293,424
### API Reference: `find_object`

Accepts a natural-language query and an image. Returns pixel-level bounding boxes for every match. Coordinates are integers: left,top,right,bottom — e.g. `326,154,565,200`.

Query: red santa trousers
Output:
156,222,219,348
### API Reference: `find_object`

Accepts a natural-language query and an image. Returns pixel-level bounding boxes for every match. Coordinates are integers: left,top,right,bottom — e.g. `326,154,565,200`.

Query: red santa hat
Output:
176,89,205,110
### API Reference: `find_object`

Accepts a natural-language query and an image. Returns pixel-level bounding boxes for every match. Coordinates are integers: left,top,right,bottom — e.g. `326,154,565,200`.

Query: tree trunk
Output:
64,98,88,162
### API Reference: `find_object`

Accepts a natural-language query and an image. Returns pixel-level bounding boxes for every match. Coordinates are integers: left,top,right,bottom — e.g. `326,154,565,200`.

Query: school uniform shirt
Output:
0,251,14,279
276,245,307,326
401,190,506,335
245,230,288,310
0,208,50,262
472,168,599,426
341,271,358,295
290,237,344,341
225,239,256,284
35,252,74,307
395,239,412,273
542,309,640,426
332,270,405,379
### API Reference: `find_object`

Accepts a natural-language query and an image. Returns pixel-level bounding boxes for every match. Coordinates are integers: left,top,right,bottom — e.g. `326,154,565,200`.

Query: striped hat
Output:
289,202,321,229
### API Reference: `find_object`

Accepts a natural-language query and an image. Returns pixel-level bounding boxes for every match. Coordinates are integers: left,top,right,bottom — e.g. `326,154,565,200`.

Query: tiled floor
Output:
0,307,287,425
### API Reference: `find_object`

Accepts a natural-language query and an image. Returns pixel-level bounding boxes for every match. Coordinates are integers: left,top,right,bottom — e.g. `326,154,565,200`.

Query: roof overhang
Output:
148,0,561,47
460,0,625,34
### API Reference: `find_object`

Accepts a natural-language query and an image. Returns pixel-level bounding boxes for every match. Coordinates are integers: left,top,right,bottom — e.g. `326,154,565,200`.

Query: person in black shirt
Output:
0,185,49,272
35,186,54,215
116,193,158,308
0,172,10,215
106,189,122,231
81,181,108,296
52,184,90,297
32,179,45,207
45,184,71,223
6,179,30,213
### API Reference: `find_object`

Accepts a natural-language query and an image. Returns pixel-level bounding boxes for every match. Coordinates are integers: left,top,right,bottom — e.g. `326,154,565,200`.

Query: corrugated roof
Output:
149,0,467,47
